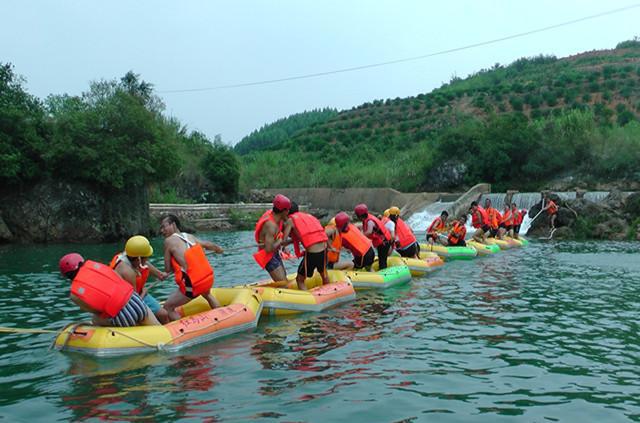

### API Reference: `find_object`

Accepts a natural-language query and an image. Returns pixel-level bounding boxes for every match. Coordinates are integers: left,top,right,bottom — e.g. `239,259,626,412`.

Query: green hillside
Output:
240,39,640,192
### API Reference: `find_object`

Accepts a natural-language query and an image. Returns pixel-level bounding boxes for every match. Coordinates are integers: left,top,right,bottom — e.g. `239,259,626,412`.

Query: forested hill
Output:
234,108,338,155
239,39,640,192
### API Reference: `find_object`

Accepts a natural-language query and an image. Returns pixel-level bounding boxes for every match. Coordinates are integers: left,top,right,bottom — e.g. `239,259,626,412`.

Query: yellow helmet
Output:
383,209,390,217
389,206,401,216
125,235,153,257
328,217,336,226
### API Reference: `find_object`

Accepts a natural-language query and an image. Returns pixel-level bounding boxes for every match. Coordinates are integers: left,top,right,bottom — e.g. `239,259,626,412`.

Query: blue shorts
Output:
265,252,284,273
109,293,148,327
143,293,161,313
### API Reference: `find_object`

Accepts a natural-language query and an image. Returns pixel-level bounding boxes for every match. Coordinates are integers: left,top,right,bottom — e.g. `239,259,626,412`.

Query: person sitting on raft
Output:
59,253,160,327
332,212,375,270
254,194,291,282
512,203,526,239
426,211,449,245
355,203,392,270
469,201,490,243
484,198,502,239
388,206,420,258
282,201,329,290
324,217,342,270
160,214,224,321
111,235,170,324
541,194,558,229
447,215,468,246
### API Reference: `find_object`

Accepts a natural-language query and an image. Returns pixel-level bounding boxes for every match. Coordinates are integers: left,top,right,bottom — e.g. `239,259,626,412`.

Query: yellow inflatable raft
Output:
52,288,262,356
373,256,431,277
485,237,519,250
239,270,356,316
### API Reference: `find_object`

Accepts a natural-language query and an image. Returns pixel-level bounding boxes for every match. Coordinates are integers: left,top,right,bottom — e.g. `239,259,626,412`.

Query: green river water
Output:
0,232,639,422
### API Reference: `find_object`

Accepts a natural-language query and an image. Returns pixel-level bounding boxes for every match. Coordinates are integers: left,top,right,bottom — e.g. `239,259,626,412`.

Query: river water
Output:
1,232,639,422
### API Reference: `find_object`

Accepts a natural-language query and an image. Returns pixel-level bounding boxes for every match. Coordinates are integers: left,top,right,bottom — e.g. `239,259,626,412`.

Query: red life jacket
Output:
547,200,558,215
289,212,328,257
325,224,342,264
448,222,467,244
518,209,527,225
170,233,214,297
109,253,150,295
253,210,283,269
427,216,446,234
341,224,373,257
71,260,133,318
501,209,513,226
362,214,391,247
471,206,490,229
395,218,417,249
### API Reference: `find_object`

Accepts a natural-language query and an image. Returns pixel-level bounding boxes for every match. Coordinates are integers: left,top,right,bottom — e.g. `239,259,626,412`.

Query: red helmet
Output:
335,212,350,230
59,253,84,276
354,204,368,216
273,194,291,211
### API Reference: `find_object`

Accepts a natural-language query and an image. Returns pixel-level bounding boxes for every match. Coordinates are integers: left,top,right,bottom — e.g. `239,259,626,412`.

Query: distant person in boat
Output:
469,201,490,243
282,201,329,290
512,203,526,239
447,215,467,246
355,203,393,269
160,214,224,321
484,198,502,239
111,235,170,324
59,253,160,327
426,211,448,245
325,217,342,270
254,194,291,282
333,212,375,270
388,206,420,258
541,195,558,229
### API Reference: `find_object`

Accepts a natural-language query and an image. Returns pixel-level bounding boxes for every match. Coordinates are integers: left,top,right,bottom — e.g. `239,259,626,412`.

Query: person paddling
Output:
254,194,291,282
541,194,558,229
160,214,224,321
282,201,329,290
388,206,420,258
355,203,392,270
110,235,170,324
59,253,159,327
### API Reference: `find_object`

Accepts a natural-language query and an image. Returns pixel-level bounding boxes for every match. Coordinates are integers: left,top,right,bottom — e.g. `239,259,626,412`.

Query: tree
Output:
201,138,240,202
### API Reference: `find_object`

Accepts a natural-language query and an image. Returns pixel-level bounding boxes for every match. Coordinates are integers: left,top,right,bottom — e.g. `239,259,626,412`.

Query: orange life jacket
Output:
486,207,501,229
395,217,417,249
289,212,328,257
362,214,391,247
253,210,283,269
109,253,150,295
471,206,490,229
170,233,214,297
512,209,526,225
501,209,513,226
341,223,373,257
71,260,133,318
448,222,467,244
427,216,446,234
325,224,342,264
547,200,558,215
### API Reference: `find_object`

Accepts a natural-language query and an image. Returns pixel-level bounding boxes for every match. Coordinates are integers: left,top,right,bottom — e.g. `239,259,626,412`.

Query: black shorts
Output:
449,238,466,247
426,233,438,242
514,224,521,234
489,228,499,237
397,242,419,258
478,224,490,233
499,223,506,229
297,250,327,278
353,247,375,270
504,225,513,231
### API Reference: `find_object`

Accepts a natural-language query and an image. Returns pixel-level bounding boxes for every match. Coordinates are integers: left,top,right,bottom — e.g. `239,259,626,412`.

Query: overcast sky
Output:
1,1,638,145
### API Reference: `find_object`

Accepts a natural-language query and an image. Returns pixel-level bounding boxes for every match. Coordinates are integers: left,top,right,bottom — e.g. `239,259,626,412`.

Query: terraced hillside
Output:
239,40,640,192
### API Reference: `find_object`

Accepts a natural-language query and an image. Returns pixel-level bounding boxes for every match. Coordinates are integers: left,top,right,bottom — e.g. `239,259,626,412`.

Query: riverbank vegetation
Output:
239,39,640,192
0,64,239,203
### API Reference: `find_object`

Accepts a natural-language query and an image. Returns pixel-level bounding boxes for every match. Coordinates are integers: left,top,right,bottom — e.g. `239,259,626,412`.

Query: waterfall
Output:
407,201,454,231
